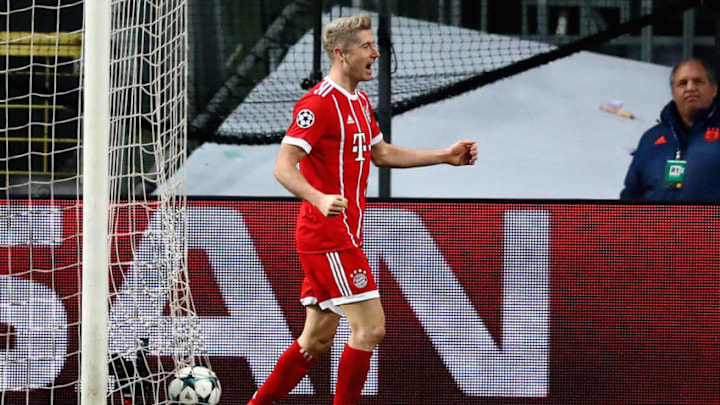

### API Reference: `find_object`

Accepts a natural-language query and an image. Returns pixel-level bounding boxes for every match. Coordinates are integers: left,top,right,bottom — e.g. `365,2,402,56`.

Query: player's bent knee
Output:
371,324,386,344
354,324,385,347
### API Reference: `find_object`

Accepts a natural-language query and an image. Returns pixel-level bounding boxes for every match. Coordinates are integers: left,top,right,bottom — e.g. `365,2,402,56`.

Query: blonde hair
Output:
321,14,372,61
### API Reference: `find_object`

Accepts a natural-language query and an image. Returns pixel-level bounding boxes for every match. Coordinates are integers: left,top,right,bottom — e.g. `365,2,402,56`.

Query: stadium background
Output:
1,0,720,404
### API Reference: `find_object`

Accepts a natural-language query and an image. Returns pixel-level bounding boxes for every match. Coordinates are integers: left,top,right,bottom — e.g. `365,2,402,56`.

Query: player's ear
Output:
333,47,344,62
334,48,350,64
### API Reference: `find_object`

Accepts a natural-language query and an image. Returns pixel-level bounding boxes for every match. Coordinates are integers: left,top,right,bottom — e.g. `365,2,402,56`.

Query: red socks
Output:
249,341,373,405
250,340,317,405
334,344,372,405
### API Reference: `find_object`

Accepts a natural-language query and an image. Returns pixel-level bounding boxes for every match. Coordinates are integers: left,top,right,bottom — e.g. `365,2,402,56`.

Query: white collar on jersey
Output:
324,76,359,100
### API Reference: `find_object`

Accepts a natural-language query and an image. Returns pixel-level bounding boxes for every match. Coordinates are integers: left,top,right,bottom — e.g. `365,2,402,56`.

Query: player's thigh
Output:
298,304,341,355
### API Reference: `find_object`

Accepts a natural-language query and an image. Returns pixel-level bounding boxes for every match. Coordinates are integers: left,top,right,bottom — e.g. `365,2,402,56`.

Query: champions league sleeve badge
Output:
296,109,315,128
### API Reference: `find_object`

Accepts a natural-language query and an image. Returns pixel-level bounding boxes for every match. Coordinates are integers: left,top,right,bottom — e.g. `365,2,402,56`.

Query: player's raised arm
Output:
274,143,348,217
371,139,478,168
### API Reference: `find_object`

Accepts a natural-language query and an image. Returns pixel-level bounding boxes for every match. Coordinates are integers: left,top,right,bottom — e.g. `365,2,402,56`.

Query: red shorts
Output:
298,247,379,316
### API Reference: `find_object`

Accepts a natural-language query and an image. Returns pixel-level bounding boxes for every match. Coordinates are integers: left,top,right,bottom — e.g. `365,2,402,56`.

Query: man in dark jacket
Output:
621,58,719,201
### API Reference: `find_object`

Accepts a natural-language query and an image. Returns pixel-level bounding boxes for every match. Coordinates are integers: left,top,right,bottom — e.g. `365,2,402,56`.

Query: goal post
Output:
1,0,198,403
81,0,111,402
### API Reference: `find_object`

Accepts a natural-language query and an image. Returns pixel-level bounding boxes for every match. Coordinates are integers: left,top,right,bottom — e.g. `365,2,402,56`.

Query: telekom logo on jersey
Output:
351,132,367,161
0,206,549,397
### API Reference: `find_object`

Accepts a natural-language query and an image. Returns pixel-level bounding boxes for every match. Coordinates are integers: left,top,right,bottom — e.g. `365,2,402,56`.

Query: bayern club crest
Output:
296,109,315,128
351,269,368,289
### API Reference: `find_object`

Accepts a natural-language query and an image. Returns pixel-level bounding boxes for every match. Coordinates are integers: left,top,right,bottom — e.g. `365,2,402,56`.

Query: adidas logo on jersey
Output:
346,115,355,125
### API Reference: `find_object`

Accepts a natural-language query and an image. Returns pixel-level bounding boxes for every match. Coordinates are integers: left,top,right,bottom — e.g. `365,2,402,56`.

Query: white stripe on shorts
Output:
326,252,352,297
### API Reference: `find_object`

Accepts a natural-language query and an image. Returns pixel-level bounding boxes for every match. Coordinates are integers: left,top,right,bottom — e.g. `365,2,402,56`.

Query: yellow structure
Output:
0,31,82,58
1,31,82,177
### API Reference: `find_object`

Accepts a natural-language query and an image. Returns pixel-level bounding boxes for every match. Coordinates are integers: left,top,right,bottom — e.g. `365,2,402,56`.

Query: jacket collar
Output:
661,96,718,131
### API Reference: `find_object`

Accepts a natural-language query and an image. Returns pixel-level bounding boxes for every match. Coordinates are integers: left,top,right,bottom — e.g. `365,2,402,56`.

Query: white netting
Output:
1,0,83,197
1,0,84,403
1,0,199,404
107,0,202,404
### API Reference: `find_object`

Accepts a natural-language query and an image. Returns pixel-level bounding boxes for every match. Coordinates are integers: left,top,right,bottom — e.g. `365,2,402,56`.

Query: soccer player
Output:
248,14,478,405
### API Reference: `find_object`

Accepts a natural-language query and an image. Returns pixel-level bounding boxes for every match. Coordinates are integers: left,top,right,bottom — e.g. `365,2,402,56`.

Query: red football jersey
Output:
282,77,383,253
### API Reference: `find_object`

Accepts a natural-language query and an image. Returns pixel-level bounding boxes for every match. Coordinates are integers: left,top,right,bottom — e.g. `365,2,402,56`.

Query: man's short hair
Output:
321,14,372,60
670,58,717,87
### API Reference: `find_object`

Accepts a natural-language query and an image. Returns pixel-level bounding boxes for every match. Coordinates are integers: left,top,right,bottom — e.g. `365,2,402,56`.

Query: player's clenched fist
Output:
446,140,478,166
316,194,348,217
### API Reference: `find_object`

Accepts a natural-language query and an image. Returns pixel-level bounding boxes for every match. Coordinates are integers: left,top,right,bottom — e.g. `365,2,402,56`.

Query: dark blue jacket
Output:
621,97,720,201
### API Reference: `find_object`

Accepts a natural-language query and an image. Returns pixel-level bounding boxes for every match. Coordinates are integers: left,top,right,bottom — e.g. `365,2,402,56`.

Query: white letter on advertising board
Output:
362,208,549,397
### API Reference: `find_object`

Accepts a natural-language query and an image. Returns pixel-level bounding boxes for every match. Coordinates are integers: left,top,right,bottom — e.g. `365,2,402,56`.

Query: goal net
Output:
1,0,200,404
